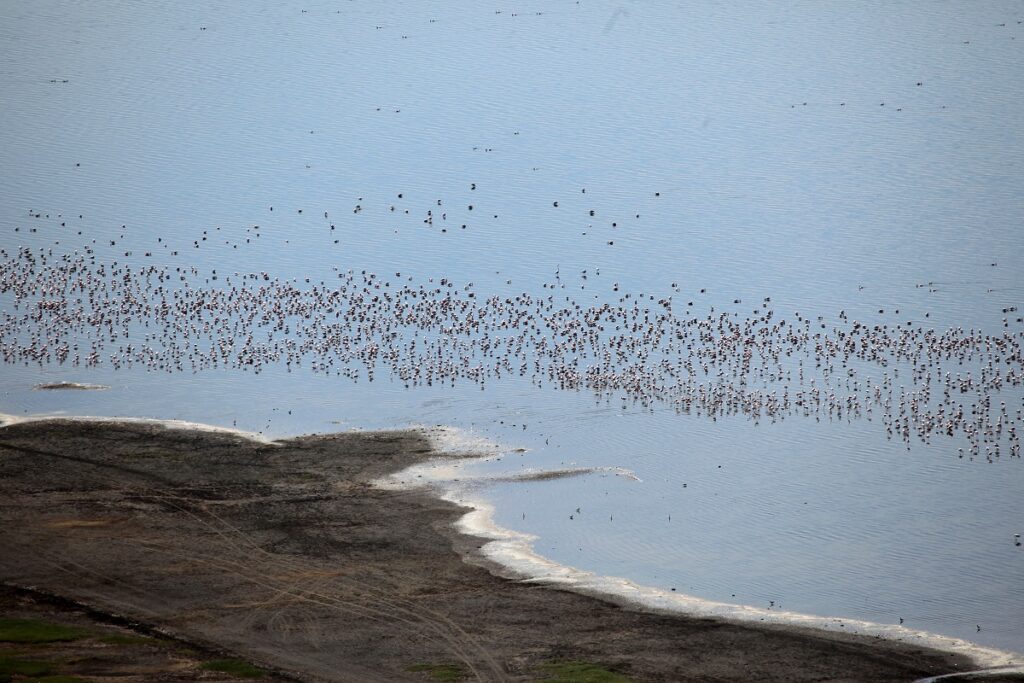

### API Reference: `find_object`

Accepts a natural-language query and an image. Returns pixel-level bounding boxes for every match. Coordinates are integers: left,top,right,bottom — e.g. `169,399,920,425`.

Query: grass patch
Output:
537,661,635,683
200,659,265,678
406,663,469,681
0,654,55,677
0,618,88,644
98,633,157,646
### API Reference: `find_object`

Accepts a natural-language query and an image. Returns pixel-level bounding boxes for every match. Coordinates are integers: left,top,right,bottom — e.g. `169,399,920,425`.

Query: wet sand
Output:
0,417,992,682
32,382,111,391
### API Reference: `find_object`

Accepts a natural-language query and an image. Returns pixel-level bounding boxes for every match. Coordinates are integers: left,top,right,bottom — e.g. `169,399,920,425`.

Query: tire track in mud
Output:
3,509,495,682
0,433,508,682
145,491,506,682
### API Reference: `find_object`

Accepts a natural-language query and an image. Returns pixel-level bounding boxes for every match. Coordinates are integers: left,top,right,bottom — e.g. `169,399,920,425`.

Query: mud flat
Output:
0,416,1004,682
0,583,295,681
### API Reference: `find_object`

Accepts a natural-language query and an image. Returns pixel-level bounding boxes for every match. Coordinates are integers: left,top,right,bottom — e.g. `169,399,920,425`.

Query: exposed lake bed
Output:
0,416,1000,682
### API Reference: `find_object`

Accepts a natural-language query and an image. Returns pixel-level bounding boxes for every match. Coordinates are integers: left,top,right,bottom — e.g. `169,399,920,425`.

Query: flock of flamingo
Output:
1,209,1021,464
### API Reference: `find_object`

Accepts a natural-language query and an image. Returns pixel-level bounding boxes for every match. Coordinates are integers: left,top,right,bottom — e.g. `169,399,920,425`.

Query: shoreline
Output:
377,430,1020,671
0,413,1016,681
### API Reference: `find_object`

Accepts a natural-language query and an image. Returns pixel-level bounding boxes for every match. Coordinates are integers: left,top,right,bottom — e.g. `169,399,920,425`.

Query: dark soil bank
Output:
0,419,979,682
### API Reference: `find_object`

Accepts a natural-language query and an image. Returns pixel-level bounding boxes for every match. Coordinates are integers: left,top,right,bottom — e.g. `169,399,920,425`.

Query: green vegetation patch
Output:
98,633,158,646
406,662,469,682
0,618,88,644
0,654,55,677
537,661,635,683
200,659,265,678
23,677,93,683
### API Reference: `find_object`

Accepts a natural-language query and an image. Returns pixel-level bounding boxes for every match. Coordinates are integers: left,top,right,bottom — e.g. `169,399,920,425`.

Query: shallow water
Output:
2,0,1023,655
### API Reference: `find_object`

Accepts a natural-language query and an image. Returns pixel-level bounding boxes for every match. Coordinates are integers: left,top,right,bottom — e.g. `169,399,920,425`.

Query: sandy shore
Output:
0,417,1003,682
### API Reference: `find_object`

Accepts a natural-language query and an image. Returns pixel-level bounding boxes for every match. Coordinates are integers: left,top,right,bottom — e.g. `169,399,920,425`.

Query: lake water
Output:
2,0,1023,658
